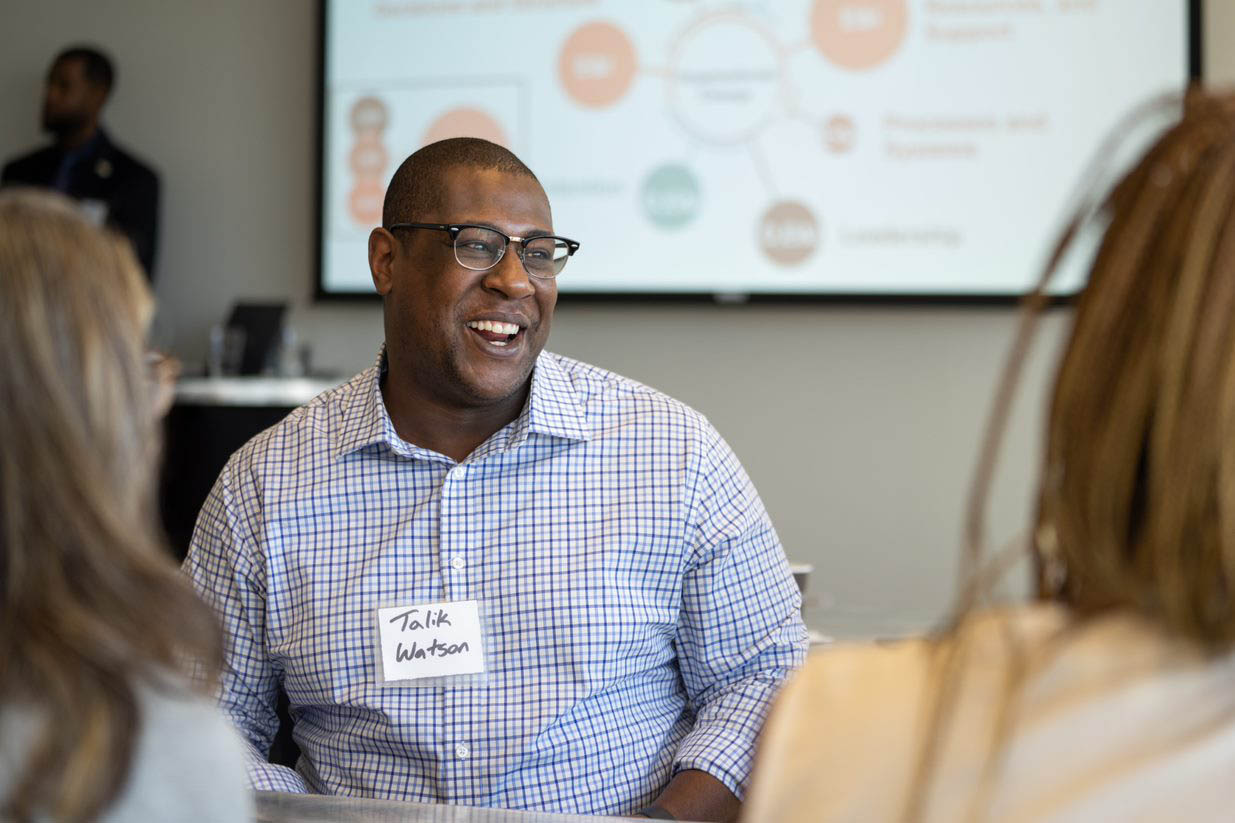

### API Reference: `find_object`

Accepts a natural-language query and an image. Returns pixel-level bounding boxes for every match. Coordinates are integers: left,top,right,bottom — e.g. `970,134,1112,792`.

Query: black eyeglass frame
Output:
387,222,581,279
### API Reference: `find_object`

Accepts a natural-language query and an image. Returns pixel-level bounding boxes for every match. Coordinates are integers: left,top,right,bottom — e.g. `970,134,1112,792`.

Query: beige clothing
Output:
744,604,1235,822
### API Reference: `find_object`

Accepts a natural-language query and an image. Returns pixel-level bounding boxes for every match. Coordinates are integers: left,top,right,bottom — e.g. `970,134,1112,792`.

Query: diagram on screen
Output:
322,0,1187,296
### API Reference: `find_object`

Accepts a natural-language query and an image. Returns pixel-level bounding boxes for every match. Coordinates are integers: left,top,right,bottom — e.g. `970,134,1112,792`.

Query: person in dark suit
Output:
1,46,160,279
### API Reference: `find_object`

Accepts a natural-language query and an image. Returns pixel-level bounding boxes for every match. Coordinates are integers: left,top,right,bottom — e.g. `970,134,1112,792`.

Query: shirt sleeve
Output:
182,455,309,794
671,425,810,799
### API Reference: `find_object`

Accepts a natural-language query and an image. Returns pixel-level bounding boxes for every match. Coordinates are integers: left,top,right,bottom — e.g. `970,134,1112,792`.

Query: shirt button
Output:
450,556,466,571
455,742,470,760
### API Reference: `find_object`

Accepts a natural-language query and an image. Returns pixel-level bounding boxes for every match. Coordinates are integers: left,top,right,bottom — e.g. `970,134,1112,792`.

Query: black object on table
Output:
160,400,292,561
227,301,288,375
159,375,343,560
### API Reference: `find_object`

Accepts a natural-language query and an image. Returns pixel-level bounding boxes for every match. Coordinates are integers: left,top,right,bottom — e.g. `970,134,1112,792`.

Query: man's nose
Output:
481,245,536,300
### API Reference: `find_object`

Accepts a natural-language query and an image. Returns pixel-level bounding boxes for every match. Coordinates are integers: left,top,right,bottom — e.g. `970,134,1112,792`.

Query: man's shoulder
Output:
226,368,375,473
120,679,252,820
1,144,58,184
541,352,714,435
99,134,159,184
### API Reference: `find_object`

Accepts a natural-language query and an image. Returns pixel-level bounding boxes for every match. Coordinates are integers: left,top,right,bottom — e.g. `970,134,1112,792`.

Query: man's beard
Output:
41,109,88,138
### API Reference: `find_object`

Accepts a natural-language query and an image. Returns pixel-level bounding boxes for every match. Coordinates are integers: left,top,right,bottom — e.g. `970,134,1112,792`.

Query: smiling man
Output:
184,138,807,822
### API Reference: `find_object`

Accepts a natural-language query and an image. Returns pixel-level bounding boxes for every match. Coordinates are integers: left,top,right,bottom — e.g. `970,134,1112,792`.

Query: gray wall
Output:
3,2,1225,635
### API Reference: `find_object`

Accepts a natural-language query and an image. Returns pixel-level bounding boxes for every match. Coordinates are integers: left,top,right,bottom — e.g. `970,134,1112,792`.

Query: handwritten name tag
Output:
376,600,485,683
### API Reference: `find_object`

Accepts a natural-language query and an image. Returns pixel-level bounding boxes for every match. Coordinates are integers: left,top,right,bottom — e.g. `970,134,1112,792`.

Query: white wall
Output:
3,1,1223,636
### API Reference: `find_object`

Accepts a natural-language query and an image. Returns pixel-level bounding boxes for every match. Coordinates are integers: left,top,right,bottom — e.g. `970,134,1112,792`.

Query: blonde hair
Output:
903,90,1235,821
1038,92,1235,644
0,190,223,821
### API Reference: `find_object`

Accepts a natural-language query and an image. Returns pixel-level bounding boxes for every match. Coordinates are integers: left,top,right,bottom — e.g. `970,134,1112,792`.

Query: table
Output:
173,376,343,407
255,792,672,822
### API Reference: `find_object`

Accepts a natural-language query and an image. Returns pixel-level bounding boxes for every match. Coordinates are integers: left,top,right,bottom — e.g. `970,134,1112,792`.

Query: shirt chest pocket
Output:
486,536,681,685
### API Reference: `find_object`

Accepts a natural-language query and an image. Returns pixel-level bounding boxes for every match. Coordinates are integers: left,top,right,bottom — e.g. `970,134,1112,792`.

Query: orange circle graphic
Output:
759,201,820,266
558,21,637,109
349,180,385,225
811,0,908,71
349,139,388,176
824,114,856,153
350,96,389,132
422,107,509,148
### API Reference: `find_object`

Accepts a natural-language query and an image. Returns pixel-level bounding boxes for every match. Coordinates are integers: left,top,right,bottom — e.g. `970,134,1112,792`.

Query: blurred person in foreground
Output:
1,46,160,278
0,190,246,822
745,90,1235,822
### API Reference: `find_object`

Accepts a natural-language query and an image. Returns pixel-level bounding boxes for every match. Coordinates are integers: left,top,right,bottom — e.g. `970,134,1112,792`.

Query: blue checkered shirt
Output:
184,349,807,815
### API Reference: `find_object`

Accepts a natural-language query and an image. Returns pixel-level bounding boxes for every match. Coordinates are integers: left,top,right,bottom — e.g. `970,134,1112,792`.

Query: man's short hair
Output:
382,138,539,227
53,46,115,95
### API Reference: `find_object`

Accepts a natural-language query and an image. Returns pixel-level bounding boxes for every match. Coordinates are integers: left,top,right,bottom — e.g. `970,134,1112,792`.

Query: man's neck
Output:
55,122,99,152
381,370,530,463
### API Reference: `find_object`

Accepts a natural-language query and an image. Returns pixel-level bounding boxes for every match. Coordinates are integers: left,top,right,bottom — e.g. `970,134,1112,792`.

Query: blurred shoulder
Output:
786,604,1070,699
0,678,251,823
1,145,57,184
100,135,159,183
109,679,250,822
746,607,1069,822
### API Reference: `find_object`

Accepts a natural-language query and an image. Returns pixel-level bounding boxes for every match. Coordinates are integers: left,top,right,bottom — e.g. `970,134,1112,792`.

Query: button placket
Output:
439,465,465,599
439,463,473,794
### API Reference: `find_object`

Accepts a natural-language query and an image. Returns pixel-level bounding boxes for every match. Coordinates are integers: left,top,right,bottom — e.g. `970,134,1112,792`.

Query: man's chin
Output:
42,115,83,137
465,379,530,408
453,363,535,410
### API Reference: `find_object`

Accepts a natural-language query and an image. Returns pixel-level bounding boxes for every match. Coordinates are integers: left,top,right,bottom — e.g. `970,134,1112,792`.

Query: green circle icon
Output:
641,164,701,230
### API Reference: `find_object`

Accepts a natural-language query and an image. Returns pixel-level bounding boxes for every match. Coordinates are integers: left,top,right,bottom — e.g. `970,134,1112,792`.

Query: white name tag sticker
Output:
376,600,485,683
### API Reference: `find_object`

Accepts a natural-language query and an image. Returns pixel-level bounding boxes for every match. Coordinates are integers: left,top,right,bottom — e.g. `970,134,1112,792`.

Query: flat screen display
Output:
318,0,1194,299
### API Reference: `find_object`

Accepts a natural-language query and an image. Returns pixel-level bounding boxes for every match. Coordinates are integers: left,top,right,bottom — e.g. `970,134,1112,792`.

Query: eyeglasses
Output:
387,222,580,279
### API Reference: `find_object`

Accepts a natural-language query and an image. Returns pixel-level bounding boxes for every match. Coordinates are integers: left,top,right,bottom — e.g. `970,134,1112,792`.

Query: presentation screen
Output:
319,1,1193,299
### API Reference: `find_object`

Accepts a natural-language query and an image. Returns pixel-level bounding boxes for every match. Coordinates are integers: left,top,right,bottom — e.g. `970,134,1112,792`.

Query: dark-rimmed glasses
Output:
387,222,580,279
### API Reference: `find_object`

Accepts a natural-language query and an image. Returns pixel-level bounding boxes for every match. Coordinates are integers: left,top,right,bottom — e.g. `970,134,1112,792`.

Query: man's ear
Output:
85,83,109,117
369,228,397,296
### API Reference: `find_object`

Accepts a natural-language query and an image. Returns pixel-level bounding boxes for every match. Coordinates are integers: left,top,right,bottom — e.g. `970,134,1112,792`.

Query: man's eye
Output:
525,239,559,260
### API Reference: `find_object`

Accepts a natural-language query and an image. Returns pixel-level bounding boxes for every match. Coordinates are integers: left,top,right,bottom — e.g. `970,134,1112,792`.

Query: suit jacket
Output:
2,129,160,279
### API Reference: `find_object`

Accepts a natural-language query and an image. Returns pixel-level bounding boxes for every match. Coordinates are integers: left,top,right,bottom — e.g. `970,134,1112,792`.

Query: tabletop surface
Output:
175,376,344,407
254,792,665,823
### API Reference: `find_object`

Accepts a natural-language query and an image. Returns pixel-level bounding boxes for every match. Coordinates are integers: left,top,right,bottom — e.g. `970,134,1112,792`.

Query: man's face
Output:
41,58,103,135
376,166,558,410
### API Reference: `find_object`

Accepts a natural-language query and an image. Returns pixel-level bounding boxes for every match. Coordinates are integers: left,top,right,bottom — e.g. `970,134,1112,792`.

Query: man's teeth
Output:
467,320,520,336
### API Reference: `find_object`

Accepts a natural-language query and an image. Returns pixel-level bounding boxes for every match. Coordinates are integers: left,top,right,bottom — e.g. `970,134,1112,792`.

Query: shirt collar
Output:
333,346,590,460
332,348,396,459
516,350,592,444
58,128,107,163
